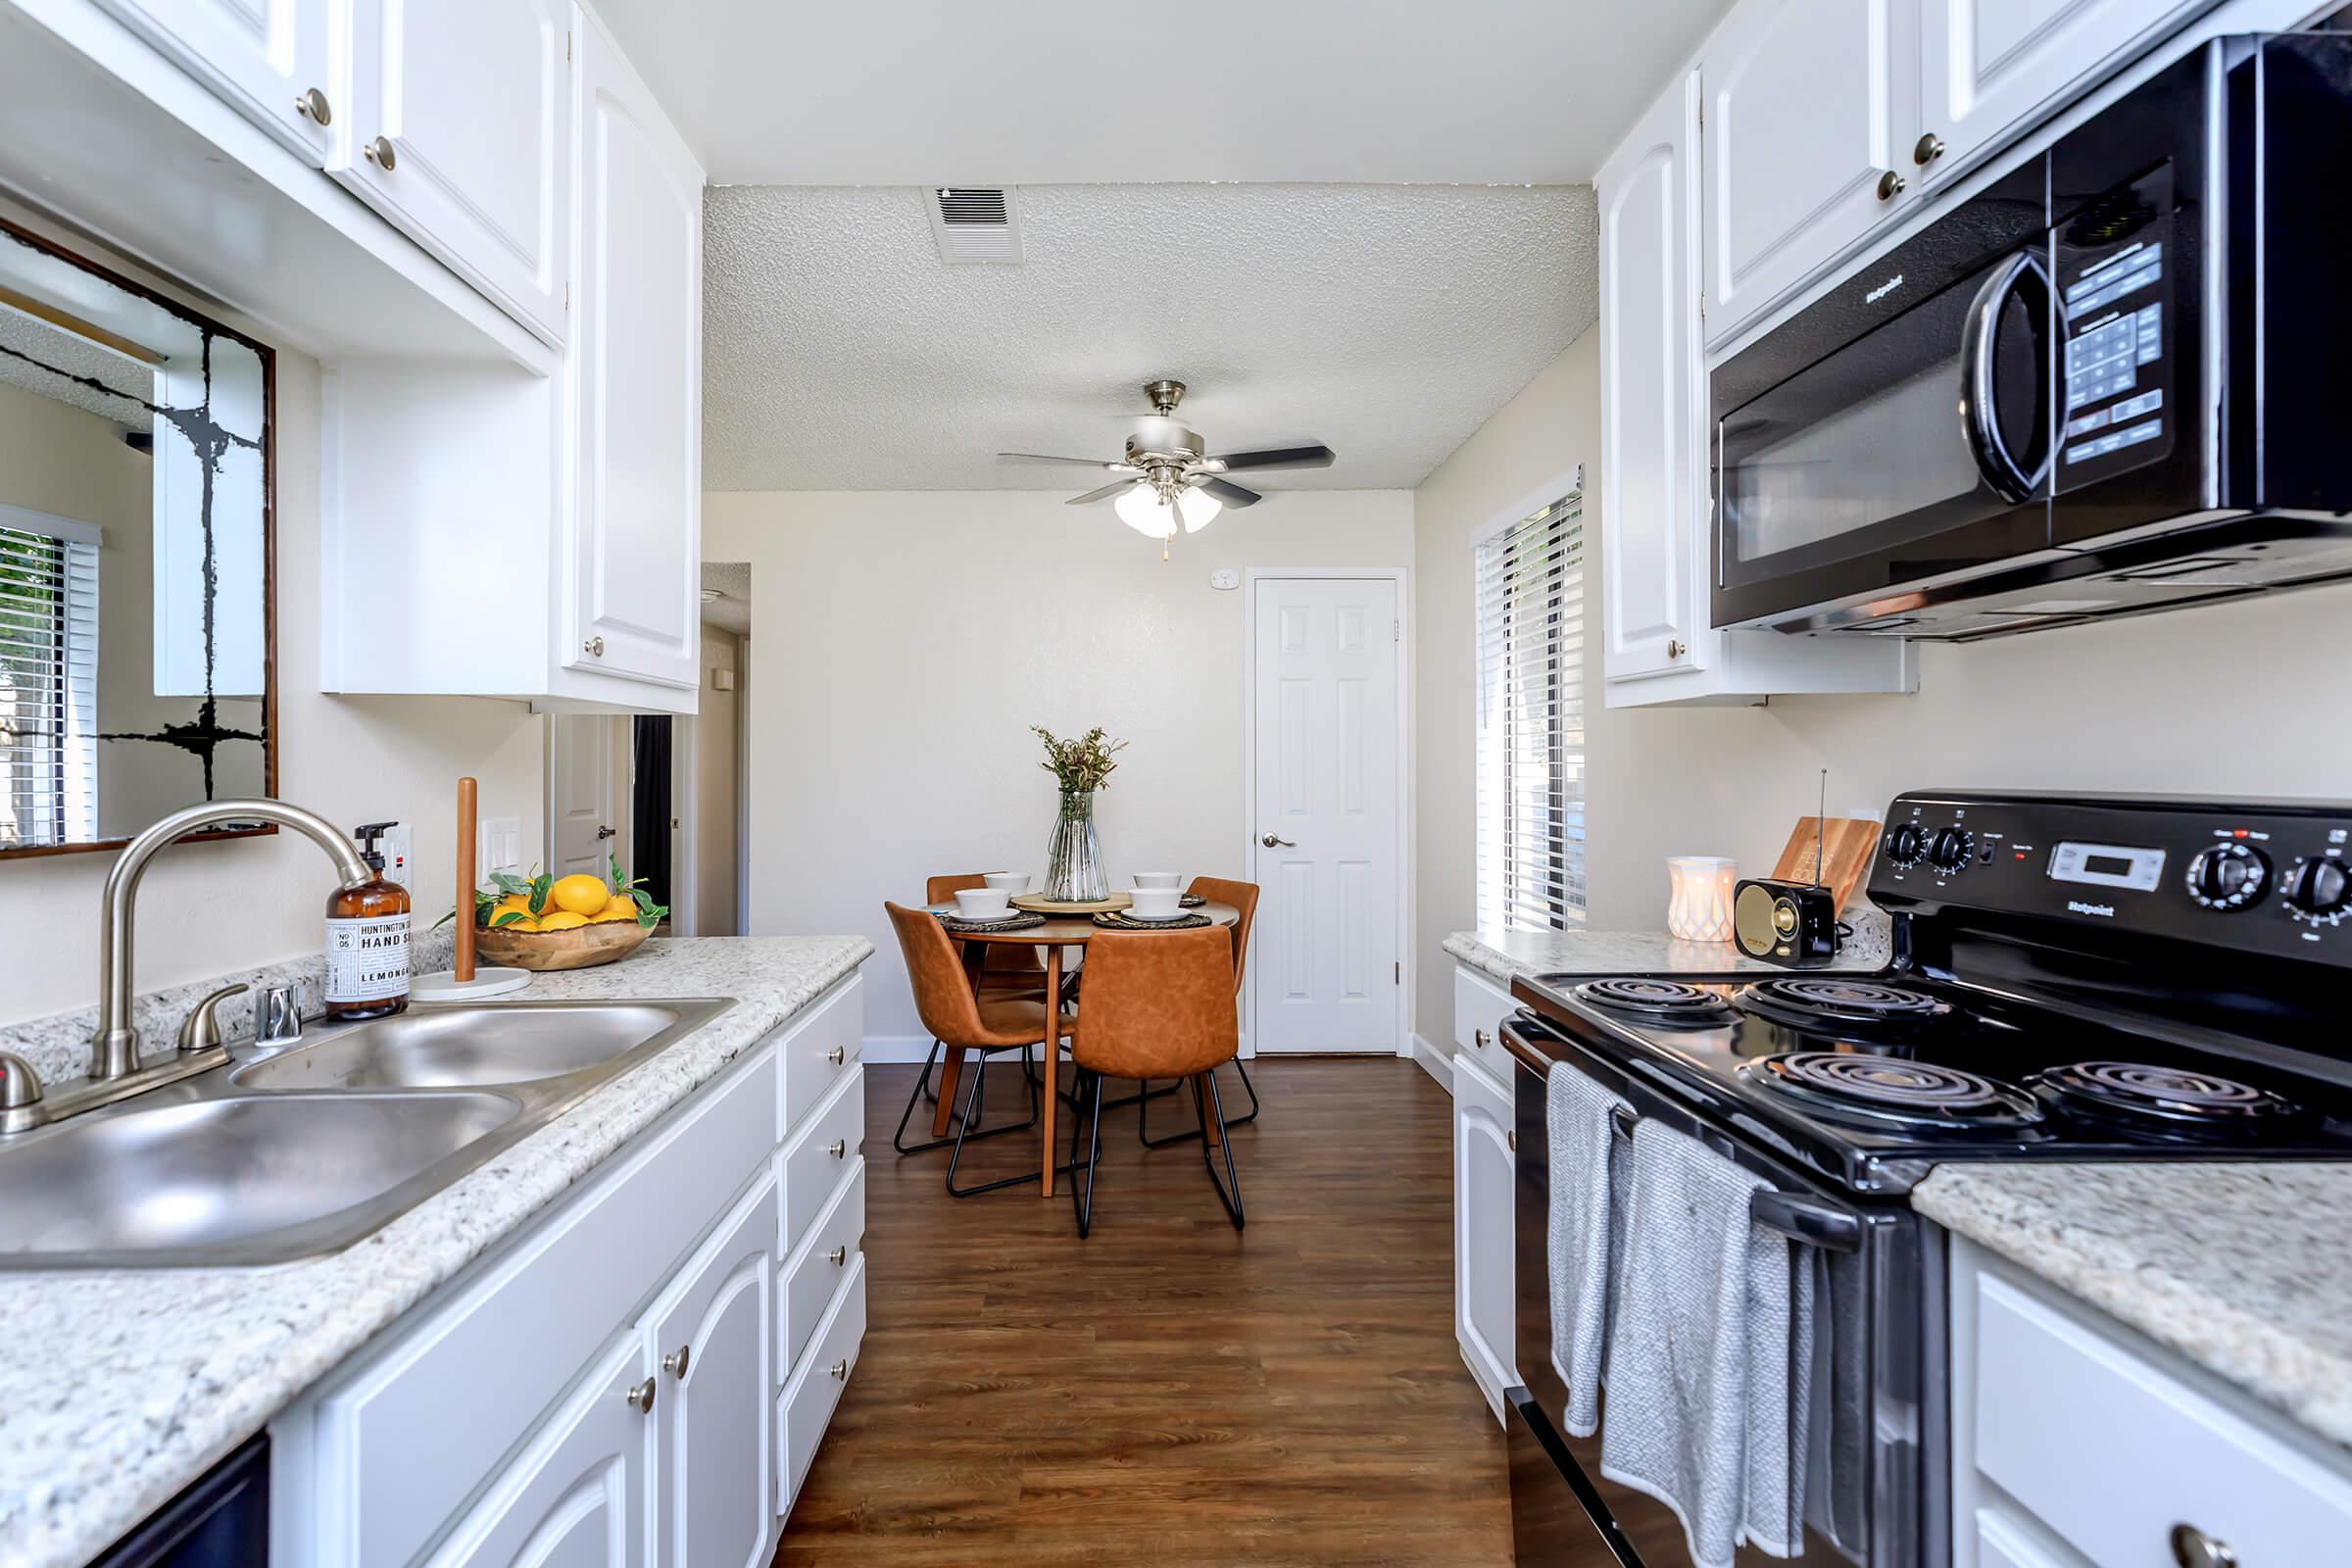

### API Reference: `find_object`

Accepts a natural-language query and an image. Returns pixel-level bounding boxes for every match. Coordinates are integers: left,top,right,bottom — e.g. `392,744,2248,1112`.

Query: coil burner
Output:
1568,978,1736,1029
1742,1051,2041,1131
1735,977,1954,1037
2031,1060,2303,1141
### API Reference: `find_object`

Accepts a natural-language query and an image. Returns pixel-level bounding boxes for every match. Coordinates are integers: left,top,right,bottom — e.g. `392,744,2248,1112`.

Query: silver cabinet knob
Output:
828,1245,848,1266
662,1344,690,1379
177,982,251,1054
2171,1524,2238,1568
828,1139,847,1159
829,1359,848,1382
1667,638,1686,659
825,1045,846,1065
1877,169,1906,201
1261,834,1296,849
1913,131,1945,166
363,135,397,171
295,87,332,125
624,1376,657,1413
1473,1029,1489,1050
582,636,605,658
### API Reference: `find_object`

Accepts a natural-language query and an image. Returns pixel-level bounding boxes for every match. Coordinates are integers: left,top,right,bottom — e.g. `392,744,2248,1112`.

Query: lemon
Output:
538,910,590,931
490,894,532,918
495,915,542,933
590,908,638,924
601,893,639,918
550,874,610,916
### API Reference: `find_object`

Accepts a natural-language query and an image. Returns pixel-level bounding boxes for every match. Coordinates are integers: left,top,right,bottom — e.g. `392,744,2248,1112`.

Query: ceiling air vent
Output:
927,186,1023,265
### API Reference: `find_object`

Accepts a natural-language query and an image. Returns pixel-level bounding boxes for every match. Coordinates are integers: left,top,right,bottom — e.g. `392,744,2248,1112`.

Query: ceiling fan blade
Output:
998,452,1132,469
1198,477,1261,508
1211,443,1336,472
1067,478,1141,506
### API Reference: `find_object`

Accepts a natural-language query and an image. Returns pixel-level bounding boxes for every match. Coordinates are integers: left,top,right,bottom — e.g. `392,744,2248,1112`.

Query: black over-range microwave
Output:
1711,32,2352,639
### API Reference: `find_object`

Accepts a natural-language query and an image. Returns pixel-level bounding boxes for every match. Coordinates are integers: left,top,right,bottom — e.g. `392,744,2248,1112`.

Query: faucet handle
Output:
259,983,305,1047
0,1052,46,1135
177,982,252,1055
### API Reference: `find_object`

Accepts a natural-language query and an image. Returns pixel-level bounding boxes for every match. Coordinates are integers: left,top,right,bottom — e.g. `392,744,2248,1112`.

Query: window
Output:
1476,481,1585,932
0,511,100,849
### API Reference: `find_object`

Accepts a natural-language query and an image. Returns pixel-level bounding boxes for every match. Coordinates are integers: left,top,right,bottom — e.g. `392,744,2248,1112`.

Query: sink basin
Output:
232,1002,709,1091
0,1092,519,1267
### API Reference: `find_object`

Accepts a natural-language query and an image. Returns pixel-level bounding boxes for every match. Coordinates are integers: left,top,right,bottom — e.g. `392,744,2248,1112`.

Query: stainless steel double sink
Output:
0,999,732,1271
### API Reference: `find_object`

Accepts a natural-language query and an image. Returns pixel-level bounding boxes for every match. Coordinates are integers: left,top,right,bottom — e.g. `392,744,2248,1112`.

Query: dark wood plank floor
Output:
773,1055,1513,1567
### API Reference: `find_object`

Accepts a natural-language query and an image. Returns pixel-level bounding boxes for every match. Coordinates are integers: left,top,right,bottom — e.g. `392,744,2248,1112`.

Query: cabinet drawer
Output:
1973,1269,2352,1566
780,1157,865,1375
1452,964,1516,1088
781,1066,863,1257
779,974,862,1138
778,1252,867,1518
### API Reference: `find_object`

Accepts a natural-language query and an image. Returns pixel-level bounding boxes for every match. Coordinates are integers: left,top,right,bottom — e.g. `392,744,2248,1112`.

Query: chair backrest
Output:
884,901,990,1046
923,873,1041,973
925,873,982,904
1185,876,1259,997
1071,926,1239,1080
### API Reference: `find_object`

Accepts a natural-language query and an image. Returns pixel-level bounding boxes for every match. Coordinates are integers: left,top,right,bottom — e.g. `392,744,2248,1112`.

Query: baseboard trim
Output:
1407,1033,1453,1093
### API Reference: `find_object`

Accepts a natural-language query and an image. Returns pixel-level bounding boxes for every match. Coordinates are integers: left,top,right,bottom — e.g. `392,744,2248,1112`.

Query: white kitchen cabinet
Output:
338,0,572,347
90,0,336,162
564,14,702,689
1701,0,1917,350
1452,1053,1516,1425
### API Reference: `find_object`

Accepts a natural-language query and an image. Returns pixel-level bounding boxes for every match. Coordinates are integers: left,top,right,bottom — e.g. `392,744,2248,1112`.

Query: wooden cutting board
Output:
1769,817,1880,912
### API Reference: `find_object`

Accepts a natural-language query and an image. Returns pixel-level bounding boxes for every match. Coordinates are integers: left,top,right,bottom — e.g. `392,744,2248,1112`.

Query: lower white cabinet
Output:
1452,1053,1517,1423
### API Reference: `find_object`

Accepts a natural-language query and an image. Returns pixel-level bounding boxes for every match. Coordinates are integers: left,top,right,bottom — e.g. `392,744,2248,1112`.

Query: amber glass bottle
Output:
324,821,412,1020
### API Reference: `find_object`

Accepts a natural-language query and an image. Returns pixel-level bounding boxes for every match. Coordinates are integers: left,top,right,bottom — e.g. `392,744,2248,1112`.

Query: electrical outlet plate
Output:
480,816,523,878
380,822,414,890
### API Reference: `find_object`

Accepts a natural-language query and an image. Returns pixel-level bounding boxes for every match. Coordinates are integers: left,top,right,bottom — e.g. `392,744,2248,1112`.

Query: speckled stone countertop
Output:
0,934,872,1568
1443,904,1893,986
1914,1162,2352,1450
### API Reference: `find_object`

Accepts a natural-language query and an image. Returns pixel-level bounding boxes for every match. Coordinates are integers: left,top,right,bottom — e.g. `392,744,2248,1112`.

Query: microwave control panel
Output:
2053,165,2177,491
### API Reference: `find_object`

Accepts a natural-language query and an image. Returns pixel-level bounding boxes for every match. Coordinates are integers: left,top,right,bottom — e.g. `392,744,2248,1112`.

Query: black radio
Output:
1732,878,1841,966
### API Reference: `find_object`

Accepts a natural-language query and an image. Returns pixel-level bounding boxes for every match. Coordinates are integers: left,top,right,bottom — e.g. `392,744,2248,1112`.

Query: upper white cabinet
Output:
91,0,337,162
566,16,703,690
340,0,573,346
1701,0,1917,350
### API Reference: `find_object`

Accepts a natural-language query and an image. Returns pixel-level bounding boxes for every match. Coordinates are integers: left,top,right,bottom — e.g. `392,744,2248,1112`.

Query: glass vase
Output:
1044,789,1107,902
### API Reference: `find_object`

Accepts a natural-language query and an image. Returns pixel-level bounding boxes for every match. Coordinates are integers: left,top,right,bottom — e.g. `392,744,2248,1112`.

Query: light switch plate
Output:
1209,568,1241,591
480,816,523,879
380,822,414,890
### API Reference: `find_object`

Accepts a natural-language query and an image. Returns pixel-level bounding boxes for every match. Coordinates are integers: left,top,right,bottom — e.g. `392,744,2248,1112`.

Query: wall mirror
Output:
0,217,274,857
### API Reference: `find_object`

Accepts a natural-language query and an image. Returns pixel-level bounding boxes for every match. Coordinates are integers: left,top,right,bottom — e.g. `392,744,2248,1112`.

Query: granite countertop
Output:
1915,1162,2352,1451
1443,903,1893,986
0,934,872,1568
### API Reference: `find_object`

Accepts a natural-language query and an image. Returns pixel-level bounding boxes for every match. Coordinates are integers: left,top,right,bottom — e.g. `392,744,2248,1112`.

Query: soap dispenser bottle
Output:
324,820,412,1020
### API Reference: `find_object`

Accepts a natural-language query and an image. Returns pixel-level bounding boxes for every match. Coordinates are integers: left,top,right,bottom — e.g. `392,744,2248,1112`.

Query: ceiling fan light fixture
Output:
1114,483,1176,537
1177,486,1222,532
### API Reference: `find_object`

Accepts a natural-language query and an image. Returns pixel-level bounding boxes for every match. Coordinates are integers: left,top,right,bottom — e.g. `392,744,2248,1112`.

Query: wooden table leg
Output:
1039,944,1061,1197
932,1047,966,1140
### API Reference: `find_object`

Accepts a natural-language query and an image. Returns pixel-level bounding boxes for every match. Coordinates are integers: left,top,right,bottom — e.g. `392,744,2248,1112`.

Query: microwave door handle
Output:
1960,252,2045,504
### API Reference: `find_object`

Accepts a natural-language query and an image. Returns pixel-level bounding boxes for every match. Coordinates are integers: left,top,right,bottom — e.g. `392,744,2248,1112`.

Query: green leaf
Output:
528,872,552,915
431,908,457,929
491,871,531,896
491,909,530,928
609,850,624,890
630,888,668,929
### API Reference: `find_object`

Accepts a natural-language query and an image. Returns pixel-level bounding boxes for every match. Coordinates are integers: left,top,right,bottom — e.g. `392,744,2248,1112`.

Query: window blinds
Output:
0,514,101,849
1475,484,1586,933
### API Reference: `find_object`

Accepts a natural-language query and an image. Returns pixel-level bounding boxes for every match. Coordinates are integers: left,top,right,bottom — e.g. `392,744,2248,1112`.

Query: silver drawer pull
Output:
825,1045,846,1065
829,1359,848,1382
1473,1028,1489,1049
828,1139,847,1159
624,1377,656,1414
662,1344,690,1379
828,1245,848,1266
2171,1524,2238,1568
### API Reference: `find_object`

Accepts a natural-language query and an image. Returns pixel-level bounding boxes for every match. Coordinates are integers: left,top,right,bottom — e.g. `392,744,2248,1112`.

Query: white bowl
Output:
1131,871,1182,891
1128,886,1184,918
954,888,1013,919
981,871,1031,894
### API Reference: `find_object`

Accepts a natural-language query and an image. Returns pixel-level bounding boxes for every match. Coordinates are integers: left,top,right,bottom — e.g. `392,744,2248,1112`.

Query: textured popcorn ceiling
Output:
704,182,1598,492
700,562,750,634
0,309,150,432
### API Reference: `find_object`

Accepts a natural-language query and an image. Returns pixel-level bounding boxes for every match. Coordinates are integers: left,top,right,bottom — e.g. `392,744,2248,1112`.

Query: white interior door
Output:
550,712,616,882
1251,577,1402,1054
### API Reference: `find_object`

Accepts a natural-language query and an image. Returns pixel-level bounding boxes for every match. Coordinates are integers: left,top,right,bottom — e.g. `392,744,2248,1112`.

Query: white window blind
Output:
0,511,100,849
1476,481,1586,933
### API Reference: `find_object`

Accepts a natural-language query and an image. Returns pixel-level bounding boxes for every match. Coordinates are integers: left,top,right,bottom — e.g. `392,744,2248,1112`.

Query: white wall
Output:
0,220,546,1026
705,488,1415,1043
693,624,741,937
1412,326,2352,1041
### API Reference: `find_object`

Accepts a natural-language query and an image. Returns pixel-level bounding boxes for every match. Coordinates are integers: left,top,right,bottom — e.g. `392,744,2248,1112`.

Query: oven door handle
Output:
1960,250,2052,505
1749,1188,1865,1252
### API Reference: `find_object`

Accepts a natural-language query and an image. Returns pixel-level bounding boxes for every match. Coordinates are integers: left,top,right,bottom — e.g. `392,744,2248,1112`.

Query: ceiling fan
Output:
998,379,1336,548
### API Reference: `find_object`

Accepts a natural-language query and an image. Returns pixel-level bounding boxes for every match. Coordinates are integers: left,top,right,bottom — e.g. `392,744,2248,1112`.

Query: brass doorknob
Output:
624,1377,657,1413
1261,834,1296,849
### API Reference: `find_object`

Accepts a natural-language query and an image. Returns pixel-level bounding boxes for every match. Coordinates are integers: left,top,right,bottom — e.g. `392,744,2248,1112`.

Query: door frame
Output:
1241,566,1413,1059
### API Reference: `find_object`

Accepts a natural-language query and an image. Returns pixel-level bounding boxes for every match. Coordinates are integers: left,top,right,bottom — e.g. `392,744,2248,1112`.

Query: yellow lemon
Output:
490,894,532,918
494,914,541,933
601,893,639,918
590,908,638,924
537,910,590,931
549,874,610,916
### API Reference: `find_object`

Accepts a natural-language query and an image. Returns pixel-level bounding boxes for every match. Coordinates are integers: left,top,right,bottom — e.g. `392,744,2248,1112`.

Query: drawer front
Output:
780,974,862,1138
1974,1269,2352,1566
1452,964,1515,1088
781,1066,863,1256
778,1252,867,1519
781,1158,866,1376
312,1041,777,1568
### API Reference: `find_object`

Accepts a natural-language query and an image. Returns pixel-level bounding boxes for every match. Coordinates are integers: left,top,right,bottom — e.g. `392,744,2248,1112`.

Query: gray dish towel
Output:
1598,1118,1808,1568
1545,1061,1630,1438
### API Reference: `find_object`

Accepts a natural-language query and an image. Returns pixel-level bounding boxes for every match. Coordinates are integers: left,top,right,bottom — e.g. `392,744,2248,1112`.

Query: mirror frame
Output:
0,215,277,860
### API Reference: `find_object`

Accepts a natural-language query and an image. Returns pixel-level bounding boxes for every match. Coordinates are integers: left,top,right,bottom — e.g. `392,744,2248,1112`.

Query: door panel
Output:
1920,0,2197,181
1453,1060,1516,1423
94,0,335,162
1251,578,1400,1054
550,713,617,883
648,1174,775,1568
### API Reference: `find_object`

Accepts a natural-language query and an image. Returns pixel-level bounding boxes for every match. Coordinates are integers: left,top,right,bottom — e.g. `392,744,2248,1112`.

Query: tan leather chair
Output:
1064,925,1245,1237
1131,876,1262,1145
925,873,1047,993
886,901,1072,1194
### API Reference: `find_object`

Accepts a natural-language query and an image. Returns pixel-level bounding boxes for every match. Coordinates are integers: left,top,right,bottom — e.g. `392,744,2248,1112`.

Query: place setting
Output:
932,872,1047,932
1094,871,1212,929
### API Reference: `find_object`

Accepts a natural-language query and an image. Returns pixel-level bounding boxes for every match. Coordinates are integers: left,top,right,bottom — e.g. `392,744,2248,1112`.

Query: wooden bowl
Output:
474,918,653,972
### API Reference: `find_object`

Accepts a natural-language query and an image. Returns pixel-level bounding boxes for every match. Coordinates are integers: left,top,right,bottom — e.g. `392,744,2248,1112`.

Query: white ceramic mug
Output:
954,887,1013,920
1128,886,1184,918
981,871,1030,894
1132,871,1182,891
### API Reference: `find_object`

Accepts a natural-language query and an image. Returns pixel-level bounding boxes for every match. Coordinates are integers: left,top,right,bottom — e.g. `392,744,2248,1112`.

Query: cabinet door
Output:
1701,0,1917,348
1918,0,2196,182
341,0,572,345
565,18,702,689
1597,71,1707,684
1452,1059,1516,1423
423,1336,647,1568
93,0,335,162
646,1172,776,1568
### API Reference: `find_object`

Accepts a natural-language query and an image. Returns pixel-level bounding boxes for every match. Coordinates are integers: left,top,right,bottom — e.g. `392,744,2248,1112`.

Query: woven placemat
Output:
1092,910,1212,930
1179,892,1206,907
937,909,1047,933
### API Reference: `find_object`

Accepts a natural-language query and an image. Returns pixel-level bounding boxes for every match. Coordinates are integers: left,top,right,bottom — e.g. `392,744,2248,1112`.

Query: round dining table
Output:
939,901,1241,1197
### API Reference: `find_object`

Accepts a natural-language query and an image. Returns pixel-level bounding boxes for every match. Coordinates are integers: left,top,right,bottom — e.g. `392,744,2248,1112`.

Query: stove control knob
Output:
2281,856,2351,921
1884,822,1925,866
2184,843,2271,910
1928,827,1974,872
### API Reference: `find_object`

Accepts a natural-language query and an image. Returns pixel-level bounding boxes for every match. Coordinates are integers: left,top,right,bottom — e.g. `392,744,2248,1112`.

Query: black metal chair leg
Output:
1138,1055,1258,1147
944,1043,1077,1198
1222,1056,1262,1127
1070,1070,1105,1238
1198,1071,1245,1229
914,1045,1043,1169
